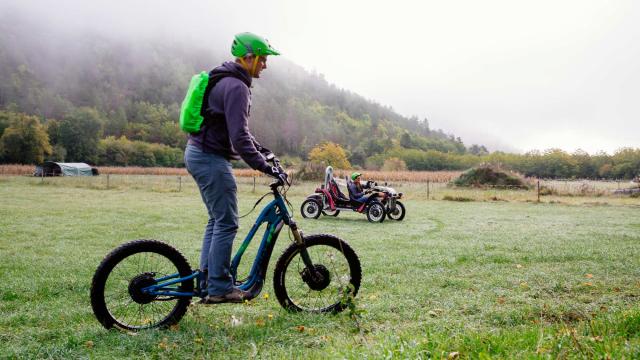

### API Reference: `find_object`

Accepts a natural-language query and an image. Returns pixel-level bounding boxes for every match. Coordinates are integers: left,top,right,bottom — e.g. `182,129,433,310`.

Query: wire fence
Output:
10,173,276,193
3,171,639,202
361,177,640,202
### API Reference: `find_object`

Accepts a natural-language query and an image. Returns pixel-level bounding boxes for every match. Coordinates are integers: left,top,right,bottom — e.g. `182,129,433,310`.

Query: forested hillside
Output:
2,12,639,179
0,12,467,169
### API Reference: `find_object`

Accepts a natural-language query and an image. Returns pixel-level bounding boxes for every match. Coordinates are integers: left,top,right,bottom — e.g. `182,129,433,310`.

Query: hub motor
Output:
301,264,331,291
128,272,157,304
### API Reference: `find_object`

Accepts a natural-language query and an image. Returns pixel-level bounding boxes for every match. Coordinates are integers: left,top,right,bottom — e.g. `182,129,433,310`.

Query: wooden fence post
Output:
253,176,256,193
178,176,182,192
107,174,110,189
537,179,540,203
427,180,430,200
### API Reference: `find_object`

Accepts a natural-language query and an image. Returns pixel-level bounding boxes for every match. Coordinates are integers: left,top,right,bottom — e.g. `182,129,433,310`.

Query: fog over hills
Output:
0,4,470,166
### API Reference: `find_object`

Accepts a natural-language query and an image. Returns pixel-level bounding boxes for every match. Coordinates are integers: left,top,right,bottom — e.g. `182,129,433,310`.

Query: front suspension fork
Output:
289,220,321,281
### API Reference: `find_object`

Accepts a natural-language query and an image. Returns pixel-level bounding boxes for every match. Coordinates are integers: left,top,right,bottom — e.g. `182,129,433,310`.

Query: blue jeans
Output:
353,195,368,203
184,144,238,296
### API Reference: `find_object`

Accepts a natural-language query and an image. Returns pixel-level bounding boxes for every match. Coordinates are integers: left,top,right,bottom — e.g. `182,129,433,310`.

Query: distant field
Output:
0,164,260,177
0,164,461,183
4,164,638,200
1,175,639,358
4,171,639,207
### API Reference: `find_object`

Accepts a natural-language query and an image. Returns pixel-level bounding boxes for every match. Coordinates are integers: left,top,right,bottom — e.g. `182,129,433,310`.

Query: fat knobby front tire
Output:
273,234,361,313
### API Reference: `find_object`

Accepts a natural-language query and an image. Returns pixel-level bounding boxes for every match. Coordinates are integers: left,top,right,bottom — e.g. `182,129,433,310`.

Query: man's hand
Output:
270,166,290,186
277,171,289,186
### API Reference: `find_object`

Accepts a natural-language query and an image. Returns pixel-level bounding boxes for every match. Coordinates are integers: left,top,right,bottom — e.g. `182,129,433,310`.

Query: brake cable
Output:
278,180,298,243
238,191,271,219
238,176,292,219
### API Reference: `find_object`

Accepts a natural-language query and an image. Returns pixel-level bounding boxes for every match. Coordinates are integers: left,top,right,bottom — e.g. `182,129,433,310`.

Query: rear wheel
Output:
366,200,386,223
90,240,193,331
273,234,361,313
300,199,321,219
387,200,406,221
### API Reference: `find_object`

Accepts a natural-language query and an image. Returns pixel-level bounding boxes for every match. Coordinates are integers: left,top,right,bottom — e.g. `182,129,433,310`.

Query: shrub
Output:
295,161,326,181
443,195,474,202
97,136,183,167
452,165,529,189
538,186,556,196
381,157,407,171
364,154,385,170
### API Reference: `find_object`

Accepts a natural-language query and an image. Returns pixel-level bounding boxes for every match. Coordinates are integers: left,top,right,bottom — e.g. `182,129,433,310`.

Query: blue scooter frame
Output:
141,193,290,300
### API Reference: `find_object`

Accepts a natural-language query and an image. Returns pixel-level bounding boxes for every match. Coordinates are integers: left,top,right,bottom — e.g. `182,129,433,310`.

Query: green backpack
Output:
179,72,210,133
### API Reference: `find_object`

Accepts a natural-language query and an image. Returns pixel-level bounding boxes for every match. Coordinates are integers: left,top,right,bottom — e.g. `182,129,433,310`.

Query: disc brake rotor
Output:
300,264,331,291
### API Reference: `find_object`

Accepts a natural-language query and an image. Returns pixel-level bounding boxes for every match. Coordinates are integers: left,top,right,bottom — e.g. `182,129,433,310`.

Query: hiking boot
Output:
198,288,250,304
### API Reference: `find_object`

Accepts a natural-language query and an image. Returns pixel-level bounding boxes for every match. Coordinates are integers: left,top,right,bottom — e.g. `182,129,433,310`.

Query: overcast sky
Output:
4,0,640,153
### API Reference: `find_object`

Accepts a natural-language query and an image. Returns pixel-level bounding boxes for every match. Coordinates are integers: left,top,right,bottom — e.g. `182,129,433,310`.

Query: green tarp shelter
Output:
34,162,97,177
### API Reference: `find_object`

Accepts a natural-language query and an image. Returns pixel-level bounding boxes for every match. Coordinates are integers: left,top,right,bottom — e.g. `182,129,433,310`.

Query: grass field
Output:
1,175,639,359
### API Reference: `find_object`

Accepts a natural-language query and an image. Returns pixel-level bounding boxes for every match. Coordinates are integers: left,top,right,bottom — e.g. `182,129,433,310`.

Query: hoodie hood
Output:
209,61,252,88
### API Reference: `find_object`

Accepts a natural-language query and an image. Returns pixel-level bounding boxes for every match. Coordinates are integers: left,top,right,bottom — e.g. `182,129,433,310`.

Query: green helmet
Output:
231,32,280,57
351,172,362,181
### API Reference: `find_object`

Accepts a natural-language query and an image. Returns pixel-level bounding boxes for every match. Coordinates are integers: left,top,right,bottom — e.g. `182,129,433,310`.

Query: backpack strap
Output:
200,73,226,121
197,72,234,153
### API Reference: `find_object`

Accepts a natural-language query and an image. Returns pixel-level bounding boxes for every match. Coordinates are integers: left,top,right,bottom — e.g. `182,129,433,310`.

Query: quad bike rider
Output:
347,172,372,203
300,167,404,223
349,172,406,221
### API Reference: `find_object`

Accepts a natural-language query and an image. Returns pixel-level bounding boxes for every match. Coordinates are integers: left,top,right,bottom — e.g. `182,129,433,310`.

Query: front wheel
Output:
300,199,321,219
273,234,361,313
366,200,386,223
90,240,194,330
387,200,406,221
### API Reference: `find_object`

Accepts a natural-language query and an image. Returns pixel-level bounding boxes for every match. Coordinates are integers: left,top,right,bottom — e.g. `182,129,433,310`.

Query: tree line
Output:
371,146,640,179
300,141,640,180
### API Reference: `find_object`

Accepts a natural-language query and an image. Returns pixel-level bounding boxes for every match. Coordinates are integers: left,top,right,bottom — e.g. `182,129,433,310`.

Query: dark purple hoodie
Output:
188,61,274,175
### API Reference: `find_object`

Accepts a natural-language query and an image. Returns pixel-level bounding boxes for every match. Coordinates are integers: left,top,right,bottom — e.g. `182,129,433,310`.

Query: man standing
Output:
184,32,287,304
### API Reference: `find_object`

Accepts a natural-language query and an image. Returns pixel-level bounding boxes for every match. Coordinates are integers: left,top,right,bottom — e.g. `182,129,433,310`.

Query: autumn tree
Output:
0,112,52,164
308,142,351,169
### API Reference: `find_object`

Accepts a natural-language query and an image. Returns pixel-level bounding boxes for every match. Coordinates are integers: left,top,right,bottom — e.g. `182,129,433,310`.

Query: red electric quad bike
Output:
300,167,406,223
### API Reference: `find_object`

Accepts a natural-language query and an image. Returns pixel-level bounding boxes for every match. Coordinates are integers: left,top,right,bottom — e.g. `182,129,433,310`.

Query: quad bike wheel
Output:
300,199,321,219
366,200,386,223
387,200,406,221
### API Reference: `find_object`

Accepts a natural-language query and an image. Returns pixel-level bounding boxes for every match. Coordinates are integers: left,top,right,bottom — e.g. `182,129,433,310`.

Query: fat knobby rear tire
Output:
90,239,193,330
